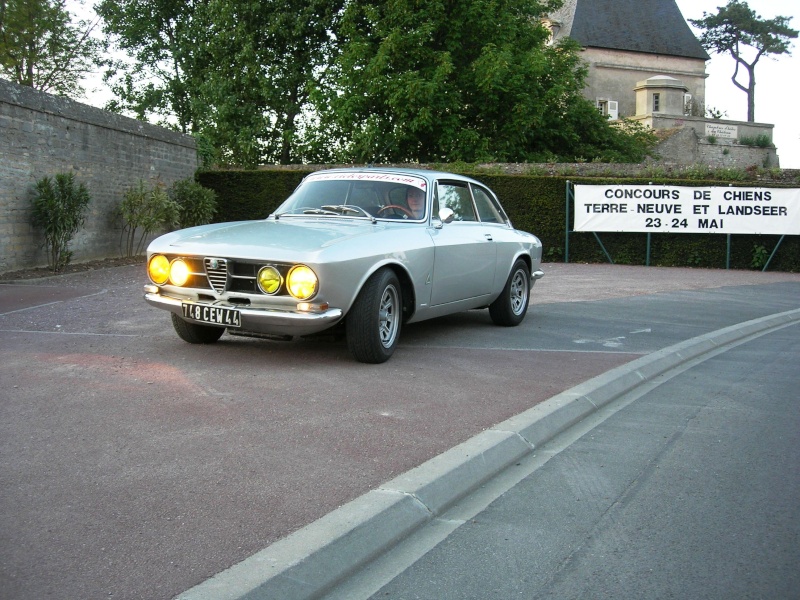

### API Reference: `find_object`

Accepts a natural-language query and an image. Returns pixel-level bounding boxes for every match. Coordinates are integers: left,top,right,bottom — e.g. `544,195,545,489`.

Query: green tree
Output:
96,0,342,166
690,1,797,123
0,0,101,96
191,0,343,167
313,0,654,163
96,0,211,133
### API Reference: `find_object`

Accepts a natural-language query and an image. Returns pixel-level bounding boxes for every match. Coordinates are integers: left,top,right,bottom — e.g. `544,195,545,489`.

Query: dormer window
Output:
541,19,561,45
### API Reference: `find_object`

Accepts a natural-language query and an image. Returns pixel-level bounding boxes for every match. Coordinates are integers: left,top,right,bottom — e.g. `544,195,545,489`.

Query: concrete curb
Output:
175,308,800,600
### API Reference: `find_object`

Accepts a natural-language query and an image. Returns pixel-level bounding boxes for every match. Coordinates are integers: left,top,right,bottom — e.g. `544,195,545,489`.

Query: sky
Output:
68,0,799,168
676,0,799,168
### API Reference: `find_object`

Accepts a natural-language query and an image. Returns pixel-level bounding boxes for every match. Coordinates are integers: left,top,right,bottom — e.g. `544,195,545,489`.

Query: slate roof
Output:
552,0,709,60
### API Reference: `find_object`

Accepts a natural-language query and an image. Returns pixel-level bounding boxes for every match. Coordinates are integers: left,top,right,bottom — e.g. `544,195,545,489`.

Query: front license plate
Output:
182,303,241,328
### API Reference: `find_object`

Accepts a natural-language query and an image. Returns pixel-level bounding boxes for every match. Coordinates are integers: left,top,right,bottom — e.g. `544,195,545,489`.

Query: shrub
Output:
170,179,217,228
737,134,772,148
751,244,769,269
30,172,91,272
118,180,179,257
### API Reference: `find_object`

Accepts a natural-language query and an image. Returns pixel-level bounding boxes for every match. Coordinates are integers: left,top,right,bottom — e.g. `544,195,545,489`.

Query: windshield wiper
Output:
302,208,340,216
321,205,377,222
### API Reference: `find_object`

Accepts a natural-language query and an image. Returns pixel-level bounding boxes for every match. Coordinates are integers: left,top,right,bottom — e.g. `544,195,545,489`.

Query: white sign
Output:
574,185,800,235
705,123,738,139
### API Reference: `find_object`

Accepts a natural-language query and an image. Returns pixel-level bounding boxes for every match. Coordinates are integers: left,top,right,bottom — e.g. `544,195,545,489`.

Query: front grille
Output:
204,257,229,293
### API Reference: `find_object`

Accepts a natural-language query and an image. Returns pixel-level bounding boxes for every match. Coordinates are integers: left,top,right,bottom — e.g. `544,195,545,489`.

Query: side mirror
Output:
438,207,455,224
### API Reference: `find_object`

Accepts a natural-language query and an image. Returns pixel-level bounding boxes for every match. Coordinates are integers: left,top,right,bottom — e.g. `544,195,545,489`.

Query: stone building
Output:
545,0,779,167
545,0,709,119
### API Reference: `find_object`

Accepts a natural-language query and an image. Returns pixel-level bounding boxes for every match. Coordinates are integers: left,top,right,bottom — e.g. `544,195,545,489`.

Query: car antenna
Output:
368,143,392,168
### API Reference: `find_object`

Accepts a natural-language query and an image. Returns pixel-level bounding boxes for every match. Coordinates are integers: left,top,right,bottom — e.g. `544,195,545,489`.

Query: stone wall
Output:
0,79,197,273
634,114,779,168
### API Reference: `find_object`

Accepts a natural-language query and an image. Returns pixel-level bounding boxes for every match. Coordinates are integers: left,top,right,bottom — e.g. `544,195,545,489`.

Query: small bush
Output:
754,134,771,148
30,172,91,272
751,244,769,269
118,180,179,257
170,179,217,228
737,134,772,148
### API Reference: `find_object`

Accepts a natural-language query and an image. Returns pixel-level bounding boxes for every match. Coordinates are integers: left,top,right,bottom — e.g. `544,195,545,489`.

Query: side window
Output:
472,186,506,223
437,182,477,222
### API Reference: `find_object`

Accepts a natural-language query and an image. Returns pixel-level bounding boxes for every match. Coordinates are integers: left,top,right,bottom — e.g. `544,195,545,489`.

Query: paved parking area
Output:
1,263,798,599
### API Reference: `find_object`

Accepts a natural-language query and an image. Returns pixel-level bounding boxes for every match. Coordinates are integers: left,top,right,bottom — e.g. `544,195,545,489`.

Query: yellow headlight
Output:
257,266,283,295
169,259,190,286
286,265,318,300
148,255,170,285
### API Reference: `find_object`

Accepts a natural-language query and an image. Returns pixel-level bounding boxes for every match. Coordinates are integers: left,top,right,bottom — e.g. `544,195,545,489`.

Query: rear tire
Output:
489,259,530,326
346,268,402,363
171,313,225,344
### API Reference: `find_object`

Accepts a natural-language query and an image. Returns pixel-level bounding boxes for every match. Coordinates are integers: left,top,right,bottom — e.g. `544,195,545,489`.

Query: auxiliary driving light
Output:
257,266,283,295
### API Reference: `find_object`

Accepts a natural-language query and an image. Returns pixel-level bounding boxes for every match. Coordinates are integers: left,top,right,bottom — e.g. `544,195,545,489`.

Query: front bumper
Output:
144,286,344,338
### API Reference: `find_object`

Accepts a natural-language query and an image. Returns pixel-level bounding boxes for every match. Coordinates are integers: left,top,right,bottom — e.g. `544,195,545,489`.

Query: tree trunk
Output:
746,63,756,122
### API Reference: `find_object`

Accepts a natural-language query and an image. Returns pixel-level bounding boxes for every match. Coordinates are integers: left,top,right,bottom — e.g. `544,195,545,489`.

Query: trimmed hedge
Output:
197,170,306,222
197,169,798,272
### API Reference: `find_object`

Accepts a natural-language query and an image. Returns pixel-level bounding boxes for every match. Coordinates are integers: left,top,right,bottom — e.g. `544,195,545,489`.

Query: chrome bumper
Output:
144,287,344,338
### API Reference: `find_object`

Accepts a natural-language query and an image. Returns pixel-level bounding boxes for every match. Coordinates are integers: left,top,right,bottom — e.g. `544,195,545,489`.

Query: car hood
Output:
149,218,390,261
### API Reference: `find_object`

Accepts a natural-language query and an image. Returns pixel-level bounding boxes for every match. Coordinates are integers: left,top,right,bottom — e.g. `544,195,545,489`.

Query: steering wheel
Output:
377,204,414,218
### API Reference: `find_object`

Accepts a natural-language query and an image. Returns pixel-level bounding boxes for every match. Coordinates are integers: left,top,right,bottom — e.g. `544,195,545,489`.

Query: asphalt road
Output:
355,325,800,600
1,263,798,599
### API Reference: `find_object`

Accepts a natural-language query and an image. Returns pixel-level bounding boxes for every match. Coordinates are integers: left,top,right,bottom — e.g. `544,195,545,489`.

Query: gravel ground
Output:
0,256,146,282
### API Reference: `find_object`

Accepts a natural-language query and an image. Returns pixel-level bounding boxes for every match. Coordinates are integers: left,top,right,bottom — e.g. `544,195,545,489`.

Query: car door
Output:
429,180,497,306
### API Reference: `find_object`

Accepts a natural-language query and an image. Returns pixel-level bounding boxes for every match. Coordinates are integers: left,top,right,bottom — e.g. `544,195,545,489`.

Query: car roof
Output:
306,167,483,186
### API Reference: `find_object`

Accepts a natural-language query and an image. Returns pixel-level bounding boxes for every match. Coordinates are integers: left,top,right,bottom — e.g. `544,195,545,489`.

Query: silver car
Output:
144,168,544,363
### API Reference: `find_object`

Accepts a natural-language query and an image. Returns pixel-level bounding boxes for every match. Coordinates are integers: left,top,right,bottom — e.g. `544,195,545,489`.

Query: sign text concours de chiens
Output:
574,185,800,235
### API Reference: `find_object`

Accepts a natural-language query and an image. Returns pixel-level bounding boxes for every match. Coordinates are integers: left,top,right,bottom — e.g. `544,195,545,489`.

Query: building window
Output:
653,93,661,112
596,100,618,120
541,19,561,45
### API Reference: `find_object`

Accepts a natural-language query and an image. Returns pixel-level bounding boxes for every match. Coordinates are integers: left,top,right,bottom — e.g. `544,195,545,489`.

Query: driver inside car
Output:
406,187,425,219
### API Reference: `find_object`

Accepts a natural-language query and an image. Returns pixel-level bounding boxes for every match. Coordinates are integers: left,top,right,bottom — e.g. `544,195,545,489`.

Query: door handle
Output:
484,234,493,241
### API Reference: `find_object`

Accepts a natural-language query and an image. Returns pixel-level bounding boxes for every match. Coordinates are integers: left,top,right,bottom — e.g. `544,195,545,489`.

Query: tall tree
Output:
97,0,341,166
313,0,654,163
690,1,797,123
96,0,211,133
197,0,343,166
0,0,101,97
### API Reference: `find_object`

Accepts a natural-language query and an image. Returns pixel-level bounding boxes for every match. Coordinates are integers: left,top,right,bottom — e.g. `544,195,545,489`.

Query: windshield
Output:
275,173,428,221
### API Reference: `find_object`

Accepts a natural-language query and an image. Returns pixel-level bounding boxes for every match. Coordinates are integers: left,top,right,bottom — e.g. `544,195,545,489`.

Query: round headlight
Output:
286,265,318,300
148,255,170,285
257,266,283,295
169,259,190,286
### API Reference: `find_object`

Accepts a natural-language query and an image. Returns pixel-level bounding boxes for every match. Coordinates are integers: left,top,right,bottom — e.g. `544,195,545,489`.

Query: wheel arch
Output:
387,263,417,322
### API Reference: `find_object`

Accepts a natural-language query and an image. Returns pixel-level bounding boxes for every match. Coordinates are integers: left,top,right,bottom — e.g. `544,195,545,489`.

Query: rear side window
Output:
472,186,506,223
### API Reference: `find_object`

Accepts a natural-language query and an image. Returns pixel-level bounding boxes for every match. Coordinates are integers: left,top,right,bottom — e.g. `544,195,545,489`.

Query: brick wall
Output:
0,79,197,273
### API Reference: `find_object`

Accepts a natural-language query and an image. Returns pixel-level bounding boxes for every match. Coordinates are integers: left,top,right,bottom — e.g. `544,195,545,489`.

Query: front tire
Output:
346,268,402,363
489,259,530,326
171,313,225,344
